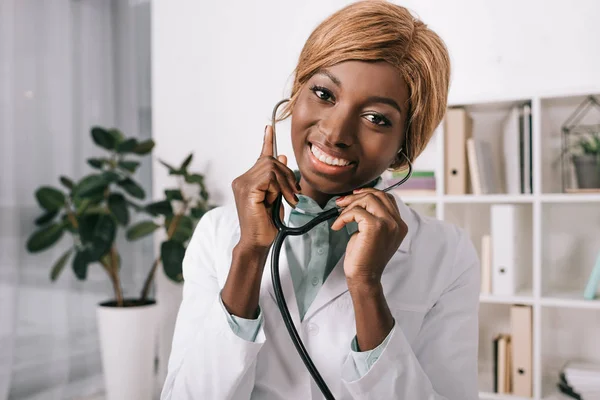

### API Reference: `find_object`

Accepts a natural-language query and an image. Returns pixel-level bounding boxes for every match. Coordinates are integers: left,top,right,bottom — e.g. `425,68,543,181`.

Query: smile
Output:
309,144,352,167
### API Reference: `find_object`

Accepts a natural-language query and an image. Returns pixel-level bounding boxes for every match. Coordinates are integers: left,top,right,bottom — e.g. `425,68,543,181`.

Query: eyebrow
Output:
315,69,403,115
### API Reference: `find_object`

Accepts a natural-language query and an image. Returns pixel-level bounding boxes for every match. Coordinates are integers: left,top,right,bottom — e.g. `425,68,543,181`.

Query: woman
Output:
161,1,480,399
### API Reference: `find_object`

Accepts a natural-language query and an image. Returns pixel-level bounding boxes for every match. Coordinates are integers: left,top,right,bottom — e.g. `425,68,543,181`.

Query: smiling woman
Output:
161,2,480,400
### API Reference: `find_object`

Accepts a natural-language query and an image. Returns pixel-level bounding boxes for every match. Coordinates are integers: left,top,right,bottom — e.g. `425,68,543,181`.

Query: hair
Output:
280,0,451,170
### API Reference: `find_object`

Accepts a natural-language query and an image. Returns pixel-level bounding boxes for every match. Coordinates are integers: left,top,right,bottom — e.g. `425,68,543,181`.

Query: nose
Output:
317,106,355,149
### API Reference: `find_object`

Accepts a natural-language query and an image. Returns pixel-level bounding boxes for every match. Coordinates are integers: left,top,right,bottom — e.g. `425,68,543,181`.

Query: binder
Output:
510,305,533,396
490,204,529,296
444,108,473,195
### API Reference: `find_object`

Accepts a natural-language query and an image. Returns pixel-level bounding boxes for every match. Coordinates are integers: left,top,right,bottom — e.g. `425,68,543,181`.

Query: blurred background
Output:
2,0,600,399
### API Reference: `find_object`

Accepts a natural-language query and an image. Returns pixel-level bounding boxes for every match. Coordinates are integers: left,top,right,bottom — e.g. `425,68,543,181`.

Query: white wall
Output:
150,0,600,385
152,0,600,206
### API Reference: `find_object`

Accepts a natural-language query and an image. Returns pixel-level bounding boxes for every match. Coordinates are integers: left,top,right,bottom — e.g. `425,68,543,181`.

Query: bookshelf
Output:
396,88,600,400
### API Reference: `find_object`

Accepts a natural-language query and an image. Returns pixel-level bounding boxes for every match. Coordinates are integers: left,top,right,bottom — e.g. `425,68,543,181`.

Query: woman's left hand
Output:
331,188,408,288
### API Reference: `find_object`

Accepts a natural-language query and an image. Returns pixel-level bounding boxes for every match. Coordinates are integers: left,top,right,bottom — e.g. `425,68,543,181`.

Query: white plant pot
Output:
97,299,159,400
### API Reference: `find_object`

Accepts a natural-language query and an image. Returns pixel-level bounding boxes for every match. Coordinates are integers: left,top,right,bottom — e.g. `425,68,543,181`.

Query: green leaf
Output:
190,206,206,219
117,138,138,153
50,248,73,281
159,159,183,175
108,193,129,225
185,173,204,184
35,209,59,226
126,220,160,240
117,178,145,199
167,215,194,243
35,187,66,211
72,249,92,280
161,240,185,282
165,189,184,201
132,139,155,155
145,200,173,216
102,171,121,183
200,188,209,201
26,223,65,253
59,176,74,190
87,158,107,169
78,213,116,260
75,174,108,197
91,126,116,150
109,128,125,145
180,153,193,170
75,198,92,215
118,160,140,173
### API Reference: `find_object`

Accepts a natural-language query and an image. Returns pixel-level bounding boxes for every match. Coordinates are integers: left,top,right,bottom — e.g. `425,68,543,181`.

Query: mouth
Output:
307,143,355,174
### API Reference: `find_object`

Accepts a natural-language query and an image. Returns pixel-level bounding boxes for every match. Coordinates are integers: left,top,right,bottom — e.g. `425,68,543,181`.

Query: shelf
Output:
541,393,571,400
541,291,600,309
396,195,438,204
480,293,535,305
444,194,534,204
540,193,600,203
479,392,533,400
396,193,600,204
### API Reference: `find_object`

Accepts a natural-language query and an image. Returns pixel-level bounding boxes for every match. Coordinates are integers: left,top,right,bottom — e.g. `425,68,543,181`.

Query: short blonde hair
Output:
282,0,451,169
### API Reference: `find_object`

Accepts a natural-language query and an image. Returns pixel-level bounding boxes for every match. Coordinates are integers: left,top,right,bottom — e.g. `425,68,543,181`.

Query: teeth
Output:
311,145,351,167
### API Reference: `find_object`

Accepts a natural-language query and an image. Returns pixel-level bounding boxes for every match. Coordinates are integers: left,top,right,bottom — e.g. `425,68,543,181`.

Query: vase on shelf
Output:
572,154,600,189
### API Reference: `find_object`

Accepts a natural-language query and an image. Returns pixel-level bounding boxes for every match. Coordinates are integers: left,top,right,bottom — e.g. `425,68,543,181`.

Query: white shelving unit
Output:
400,88,600,400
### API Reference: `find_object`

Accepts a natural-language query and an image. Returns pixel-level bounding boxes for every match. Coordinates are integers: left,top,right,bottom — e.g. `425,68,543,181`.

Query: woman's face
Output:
291,60,410,204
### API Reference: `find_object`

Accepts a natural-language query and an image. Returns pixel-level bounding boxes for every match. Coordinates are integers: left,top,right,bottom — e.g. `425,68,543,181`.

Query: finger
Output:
250,170,281,206
336,194,391,224
331,206,375,231
272,156,301,193
337,189,399,220
264,173,282,206
260,125,274,157
255,166,298,208
270,165,299,207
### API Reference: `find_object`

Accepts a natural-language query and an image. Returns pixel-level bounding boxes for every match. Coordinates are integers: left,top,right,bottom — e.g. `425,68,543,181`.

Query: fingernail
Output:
336,196,345,202
293,194,299,203
264,125,269,134
296,182,301,191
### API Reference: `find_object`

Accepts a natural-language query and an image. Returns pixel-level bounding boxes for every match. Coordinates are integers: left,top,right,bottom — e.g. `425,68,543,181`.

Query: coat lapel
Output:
302,254,349,321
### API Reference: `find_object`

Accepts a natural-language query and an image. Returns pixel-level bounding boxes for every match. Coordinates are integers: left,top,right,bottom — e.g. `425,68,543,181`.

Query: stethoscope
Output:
268,98,413,400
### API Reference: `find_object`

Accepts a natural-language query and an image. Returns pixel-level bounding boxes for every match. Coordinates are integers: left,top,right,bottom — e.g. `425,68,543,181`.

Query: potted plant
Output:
570,130,600,189
25,126,213,400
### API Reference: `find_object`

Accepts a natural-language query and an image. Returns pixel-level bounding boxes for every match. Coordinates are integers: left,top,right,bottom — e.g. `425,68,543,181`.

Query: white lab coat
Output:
160,193,480,400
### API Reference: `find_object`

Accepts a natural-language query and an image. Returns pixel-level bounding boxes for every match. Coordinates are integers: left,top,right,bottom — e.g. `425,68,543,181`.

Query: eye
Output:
310,85,335,102
364,113,392,127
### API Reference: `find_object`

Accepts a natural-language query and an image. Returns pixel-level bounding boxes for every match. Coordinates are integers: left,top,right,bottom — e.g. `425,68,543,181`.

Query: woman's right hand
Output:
231,125,300,252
